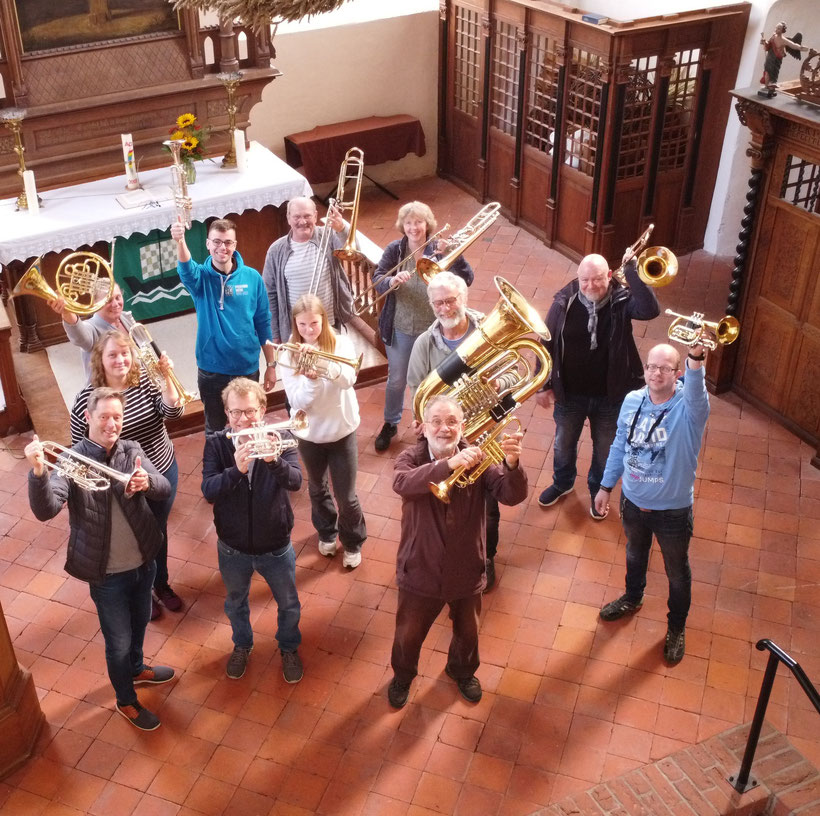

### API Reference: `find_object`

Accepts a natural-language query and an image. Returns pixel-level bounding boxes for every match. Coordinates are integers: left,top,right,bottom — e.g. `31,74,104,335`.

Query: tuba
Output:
226,410,308,459
612,224,678,288
267,341,362,381
415,203,500,282
164,139,193,229
413,276,552,440
38,441,135,491
665,310,740,350
11,253,114,316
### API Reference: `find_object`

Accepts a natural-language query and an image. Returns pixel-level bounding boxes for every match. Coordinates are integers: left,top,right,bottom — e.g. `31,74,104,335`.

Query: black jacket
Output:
201,430,302,554
543,259,659,404
28,438,170,584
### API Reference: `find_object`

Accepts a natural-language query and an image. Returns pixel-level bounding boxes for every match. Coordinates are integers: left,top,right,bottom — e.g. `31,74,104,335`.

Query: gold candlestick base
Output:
1,108,31,210
217,71,243,169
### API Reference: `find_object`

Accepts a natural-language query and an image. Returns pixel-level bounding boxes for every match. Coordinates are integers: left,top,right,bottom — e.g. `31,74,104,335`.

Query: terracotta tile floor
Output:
1,176,819,815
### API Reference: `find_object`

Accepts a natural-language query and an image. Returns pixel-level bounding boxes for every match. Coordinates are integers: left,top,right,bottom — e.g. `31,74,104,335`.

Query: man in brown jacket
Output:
388,395,528,708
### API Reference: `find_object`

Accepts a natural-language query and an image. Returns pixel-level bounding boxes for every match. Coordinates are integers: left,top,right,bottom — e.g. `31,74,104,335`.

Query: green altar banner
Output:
111,222,207,321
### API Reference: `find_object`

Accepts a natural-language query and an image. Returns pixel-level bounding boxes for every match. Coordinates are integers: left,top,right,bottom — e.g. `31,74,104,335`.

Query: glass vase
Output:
183,160,196,185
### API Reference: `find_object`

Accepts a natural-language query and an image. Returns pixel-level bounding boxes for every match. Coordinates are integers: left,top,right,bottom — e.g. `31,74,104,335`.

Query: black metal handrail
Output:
728,638,820,793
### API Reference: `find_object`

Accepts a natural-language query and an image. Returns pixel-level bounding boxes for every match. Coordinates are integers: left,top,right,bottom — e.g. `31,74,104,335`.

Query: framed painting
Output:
14,0,180,53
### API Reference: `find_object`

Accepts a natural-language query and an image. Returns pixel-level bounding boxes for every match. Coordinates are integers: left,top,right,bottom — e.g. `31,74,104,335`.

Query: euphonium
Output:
226,410,308,460
611,224,678,288
415,203,500,281
429,416,522,503
413,276,551,440
11,252,114,315
268,341,363,381
38,441,135,491
665,310,740,350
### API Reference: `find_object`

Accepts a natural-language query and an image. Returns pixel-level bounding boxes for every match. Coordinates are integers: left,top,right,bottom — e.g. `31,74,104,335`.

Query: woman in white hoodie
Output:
280,295,367,568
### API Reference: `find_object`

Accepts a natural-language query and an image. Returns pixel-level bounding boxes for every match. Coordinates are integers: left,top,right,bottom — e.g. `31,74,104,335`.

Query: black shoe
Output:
484,558,496,591
226,645,253,679
281,650,304,684
387,677,411,709
155,584,183,612
664,627,686,664
444,665,482,702
599,594,644,621
374,422,397,452
537,485,573,507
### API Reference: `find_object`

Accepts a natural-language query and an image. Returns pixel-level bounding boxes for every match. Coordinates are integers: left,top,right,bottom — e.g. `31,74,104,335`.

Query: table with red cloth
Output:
284,114,426,185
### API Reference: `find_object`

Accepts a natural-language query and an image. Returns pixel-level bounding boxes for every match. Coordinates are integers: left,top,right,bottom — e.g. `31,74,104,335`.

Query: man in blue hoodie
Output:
171,218,276,432
594,340,709,664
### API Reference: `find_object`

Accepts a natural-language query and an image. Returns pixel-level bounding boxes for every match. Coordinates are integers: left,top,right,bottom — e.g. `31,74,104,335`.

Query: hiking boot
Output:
485,557,496,591
155,584,183,612
318,538,337,557
281,650,304,683
374,422,397,452
664,627,686,664
342,550,362,569
387,677,411,709
445,665,482,703
133,665,175,686
117,700,160,731
537,485,573,507
226,646,253,679
599,594,644,621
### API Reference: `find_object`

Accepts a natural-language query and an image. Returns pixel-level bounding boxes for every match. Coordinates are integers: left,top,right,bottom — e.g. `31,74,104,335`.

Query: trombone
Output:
665,310,740,350
226,410,308,460
351,223,450,316
37,441,135,491
612,223,678,288
267,341,363,381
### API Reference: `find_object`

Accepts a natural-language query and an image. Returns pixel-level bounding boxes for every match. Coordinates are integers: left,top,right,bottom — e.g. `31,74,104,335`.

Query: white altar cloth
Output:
0,142,312,265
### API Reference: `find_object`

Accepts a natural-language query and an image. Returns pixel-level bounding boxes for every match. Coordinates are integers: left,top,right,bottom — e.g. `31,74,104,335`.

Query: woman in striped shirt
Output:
70,330,184,619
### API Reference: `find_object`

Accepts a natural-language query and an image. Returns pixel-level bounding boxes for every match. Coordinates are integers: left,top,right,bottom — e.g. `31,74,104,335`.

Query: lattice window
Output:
780,155,820,215
618,56,656,179
659,48,700,171
454,5,481,117
565,48,603,176
490,21,519,135
525,32,558,153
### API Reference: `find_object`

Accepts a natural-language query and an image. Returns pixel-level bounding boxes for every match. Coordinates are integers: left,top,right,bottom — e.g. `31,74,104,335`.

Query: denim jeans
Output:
198,368,259,434
217,539,301,652
89,561,156,706
383,329,419,425
621,496,693,630
552,394,621,496
146,457,178,589
298,432,367,552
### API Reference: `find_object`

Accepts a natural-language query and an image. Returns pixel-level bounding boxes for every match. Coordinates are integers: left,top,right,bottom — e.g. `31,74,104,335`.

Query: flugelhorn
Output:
11,252,114,316
37,441,135,491
267,341,363,381
612,224,678,288
164,139,192,229
226,410,308,460
429,416,522,503
416,203,500,280
665,310,740,350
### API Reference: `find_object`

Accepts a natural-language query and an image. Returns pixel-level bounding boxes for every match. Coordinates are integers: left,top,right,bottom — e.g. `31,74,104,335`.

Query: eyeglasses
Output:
431,296,459,310
227,408,260,420
427,417,461,429
209,238,237,249
644,364,677,374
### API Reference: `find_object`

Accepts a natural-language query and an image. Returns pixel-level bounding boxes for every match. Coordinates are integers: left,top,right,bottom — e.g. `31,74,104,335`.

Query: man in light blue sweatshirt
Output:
594,340,710,664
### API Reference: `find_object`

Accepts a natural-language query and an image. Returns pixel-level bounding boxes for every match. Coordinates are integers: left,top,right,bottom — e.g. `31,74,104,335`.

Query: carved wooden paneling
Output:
759,205,814,315
518,145,549,236
785,330,820,435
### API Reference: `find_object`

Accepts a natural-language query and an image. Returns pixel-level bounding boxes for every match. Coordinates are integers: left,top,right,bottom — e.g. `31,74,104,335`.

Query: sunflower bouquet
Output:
164,112,209,163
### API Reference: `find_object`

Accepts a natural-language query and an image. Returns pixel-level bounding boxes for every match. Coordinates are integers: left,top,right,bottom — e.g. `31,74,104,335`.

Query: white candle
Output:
121,133,140,190
233,129,247,171
23,170,39,215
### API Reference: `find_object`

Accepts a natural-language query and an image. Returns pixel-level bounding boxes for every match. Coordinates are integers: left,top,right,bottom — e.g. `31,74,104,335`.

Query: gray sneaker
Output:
599,594,644,621
281,650,303,683
226,646,252,679
664,627,686,664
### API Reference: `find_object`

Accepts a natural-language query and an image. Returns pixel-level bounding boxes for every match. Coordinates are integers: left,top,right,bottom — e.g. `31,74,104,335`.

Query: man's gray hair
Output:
422,394,464,421
427,271,467,302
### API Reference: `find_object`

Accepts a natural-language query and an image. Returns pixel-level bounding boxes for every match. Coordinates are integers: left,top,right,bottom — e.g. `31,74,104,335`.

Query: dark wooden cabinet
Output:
437,1,750,264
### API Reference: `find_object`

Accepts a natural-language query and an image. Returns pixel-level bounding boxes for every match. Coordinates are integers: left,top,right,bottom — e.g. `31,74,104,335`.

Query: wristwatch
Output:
265,362,276,368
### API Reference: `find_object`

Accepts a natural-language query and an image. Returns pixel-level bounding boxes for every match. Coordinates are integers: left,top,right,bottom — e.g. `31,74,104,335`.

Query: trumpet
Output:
429,416,522,503
267,341,363,381
351,223,450,316
164,139,192,229
37,441,135,491
665,310,740,350
226,410,308,459
612,225,678,288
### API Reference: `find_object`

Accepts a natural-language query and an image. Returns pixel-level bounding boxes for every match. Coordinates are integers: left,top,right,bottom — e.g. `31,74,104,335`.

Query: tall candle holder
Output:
217,71,243,168
1,108,31,210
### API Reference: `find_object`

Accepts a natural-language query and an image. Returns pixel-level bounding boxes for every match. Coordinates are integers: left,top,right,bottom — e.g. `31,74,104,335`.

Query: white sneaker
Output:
342,550,362,569
318,539,337,557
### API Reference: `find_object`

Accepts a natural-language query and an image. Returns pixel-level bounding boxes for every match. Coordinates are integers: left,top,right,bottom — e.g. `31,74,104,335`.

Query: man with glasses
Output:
536,252,659,519
202,377,304,682
262,196,355,346
595,341,710,664
387,394,527,709
171,218,276,433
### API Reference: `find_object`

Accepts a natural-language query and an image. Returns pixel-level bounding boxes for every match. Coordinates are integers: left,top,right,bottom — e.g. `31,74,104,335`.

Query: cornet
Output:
226,410,308,460
267,341,362,381
665,310,740,350
37,441,135,491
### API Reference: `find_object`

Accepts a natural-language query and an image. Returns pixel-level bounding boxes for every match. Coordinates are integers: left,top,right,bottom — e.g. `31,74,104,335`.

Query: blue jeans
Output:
621,496,693,630
552,394,620,496
217,539,301,652
198,368,259,434
383,329,419,425
89,561,156,706
147,458,178,588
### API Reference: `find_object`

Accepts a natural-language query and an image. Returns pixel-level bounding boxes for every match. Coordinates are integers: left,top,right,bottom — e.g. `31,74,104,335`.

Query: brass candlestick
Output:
1,108,30,210
217,71,243,168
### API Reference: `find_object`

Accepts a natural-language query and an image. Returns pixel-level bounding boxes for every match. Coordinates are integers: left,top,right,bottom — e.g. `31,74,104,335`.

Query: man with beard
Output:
387,395,528,708
536,252,659,519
